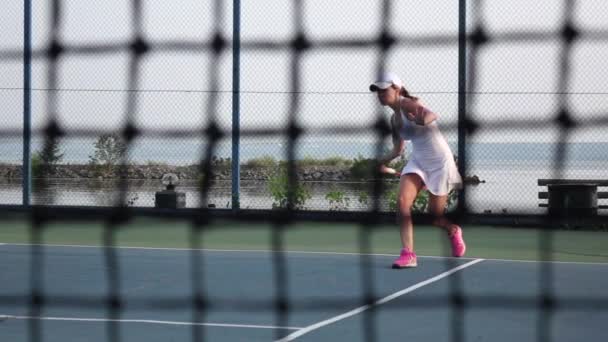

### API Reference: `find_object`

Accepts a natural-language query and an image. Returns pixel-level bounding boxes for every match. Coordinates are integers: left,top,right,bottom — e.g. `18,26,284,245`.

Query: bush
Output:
298,156,352,168
446,188,459,212
145,160,169,166
349,155,375,180
384,186,400,211
412,190,431,213
268,167,311,210
384,186,430,213
325,188,350,211
389,156,406,173
211,155,231,170
245,155,277,168
356,191,369,209
384,182,457,214
349,154,405,181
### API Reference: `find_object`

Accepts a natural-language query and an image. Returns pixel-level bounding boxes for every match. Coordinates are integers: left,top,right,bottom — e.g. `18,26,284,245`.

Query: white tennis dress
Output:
398,105,462,196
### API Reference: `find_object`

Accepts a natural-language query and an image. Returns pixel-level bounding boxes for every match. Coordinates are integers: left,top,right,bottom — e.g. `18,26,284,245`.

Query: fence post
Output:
23,0,33,207
232,0,241,210
457,0,467,213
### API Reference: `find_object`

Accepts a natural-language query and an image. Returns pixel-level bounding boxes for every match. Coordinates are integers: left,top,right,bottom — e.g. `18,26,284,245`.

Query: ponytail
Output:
400,86,418,101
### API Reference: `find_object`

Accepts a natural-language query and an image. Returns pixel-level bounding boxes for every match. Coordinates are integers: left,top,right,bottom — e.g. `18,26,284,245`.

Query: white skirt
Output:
401,157,462,196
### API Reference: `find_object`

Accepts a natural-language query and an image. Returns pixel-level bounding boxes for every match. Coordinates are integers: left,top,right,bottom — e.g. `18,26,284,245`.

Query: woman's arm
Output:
400,97,437,126
378,115,405,175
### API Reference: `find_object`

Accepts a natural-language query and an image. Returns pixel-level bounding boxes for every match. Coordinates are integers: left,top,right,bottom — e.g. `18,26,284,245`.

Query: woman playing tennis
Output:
370,72,466,268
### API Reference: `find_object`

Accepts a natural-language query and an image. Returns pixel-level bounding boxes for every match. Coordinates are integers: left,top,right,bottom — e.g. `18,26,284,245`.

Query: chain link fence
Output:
0,0,607,215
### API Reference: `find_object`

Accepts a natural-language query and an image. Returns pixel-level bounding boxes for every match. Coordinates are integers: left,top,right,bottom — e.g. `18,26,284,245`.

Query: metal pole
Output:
231,0,241,210
457,0,467,213
23,0,32,207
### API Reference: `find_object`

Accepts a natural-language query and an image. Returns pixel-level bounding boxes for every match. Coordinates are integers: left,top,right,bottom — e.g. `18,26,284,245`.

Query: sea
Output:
1,138,606,213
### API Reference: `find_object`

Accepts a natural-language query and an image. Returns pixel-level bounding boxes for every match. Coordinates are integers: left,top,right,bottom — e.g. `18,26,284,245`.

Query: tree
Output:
89,133,128,177
33,138,64,177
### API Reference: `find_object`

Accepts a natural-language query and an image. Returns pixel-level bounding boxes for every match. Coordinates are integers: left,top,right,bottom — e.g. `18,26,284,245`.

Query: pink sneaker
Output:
449,225,466,257
392,248,417,268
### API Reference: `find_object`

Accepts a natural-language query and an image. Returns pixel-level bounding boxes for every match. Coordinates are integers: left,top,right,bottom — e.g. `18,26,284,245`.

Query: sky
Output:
1,0,607,145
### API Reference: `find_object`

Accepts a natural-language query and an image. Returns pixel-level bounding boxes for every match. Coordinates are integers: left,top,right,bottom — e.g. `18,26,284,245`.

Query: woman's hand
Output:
379,164,400,178
414,106,426,125
404,111,416,122
405,107,431,125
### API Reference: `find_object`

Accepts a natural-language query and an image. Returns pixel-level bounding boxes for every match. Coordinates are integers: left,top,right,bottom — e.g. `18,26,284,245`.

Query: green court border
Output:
1,218,608,263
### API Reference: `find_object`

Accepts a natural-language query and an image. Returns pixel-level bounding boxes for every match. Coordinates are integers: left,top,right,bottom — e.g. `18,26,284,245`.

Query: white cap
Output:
369,72,403,91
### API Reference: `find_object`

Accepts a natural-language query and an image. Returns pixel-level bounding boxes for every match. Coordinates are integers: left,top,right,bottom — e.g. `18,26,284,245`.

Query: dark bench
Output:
538,179,608,215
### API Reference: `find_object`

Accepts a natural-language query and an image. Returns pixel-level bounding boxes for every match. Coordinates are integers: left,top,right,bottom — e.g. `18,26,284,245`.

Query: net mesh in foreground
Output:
0,1,607,341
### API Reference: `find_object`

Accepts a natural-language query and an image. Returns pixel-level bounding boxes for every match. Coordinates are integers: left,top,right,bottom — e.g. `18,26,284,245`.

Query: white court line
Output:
0,315,302,330
4,243,608,265
275,258,484,342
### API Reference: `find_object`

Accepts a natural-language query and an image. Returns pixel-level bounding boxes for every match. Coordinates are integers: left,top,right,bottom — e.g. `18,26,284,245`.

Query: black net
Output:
0,1,607,341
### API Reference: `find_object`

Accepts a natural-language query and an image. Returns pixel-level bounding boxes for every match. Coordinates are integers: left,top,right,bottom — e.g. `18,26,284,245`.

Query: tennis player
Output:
370,72,466,268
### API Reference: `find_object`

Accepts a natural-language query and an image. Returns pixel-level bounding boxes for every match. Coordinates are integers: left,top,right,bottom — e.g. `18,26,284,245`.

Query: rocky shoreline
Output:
0,164,484,184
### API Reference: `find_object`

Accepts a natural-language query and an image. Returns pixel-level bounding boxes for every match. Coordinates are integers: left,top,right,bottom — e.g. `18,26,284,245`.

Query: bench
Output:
538,179,608,215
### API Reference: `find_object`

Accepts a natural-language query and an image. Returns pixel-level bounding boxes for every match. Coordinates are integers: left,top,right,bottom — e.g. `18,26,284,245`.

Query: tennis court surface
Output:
1,218,607,342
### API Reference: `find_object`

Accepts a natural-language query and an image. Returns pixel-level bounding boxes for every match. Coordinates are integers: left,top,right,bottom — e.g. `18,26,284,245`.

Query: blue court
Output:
1,244,607,341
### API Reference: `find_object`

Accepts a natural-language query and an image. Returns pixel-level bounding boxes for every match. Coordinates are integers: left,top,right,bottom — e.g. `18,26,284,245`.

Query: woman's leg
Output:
428,192,466,257
397,173,424,251
428,193,453,232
